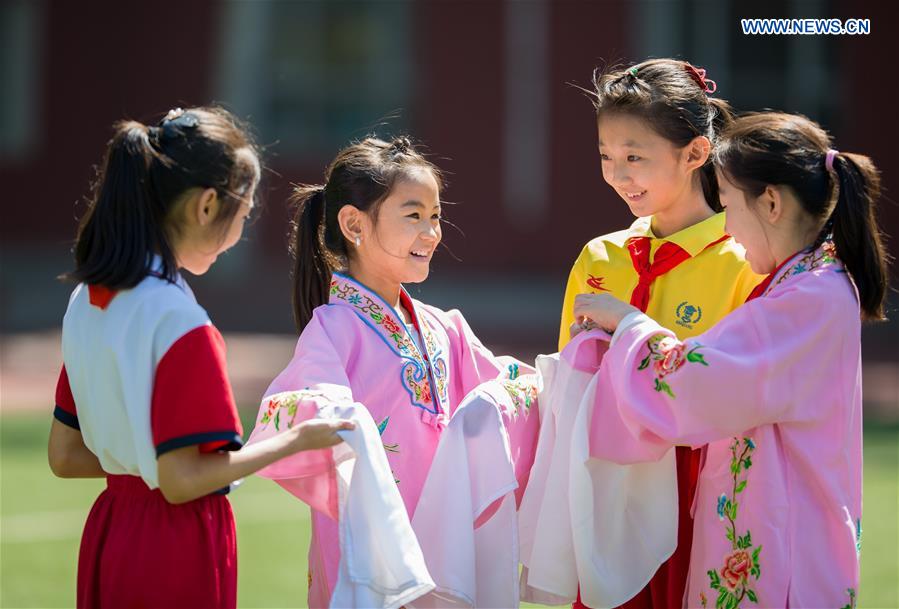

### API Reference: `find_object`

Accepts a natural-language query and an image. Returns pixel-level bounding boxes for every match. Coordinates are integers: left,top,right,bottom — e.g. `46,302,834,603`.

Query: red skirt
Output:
77,475,237,609
574,446,702,609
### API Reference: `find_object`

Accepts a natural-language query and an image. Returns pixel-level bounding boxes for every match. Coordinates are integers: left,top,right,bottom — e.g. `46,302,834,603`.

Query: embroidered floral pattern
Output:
501,375,538,417
258,389,337,430
404,362,433,406
855,517,862,555
331,274,450,416
766,240,838,296
706,437,761,608
377,416,400,484
330,278,417,356
840,588,857,609
638,334,708,398
424,327,449,407
377,416,400,454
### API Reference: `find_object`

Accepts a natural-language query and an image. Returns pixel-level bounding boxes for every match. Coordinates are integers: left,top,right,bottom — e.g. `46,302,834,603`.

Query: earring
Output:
354,235,361,247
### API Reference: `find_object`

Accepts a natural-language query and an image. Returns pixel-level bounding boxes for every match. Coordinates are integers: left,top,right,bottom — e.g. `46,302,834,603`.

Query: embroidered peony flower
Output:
382,315,402,335
265,398,280,418
653,338,686,377
720,550,752,591
717,494,728,520
420,381,432,403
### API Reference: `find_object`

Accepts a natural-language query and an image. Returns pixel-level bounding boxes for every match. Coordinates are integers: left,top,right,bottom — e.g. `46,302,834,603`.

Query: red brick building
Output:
2,0,896,352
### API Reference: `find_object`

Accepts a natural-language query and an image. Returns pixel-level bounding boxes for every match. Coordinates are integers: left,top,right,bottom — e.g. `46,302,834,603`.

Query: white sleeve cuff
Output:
610,311,651,347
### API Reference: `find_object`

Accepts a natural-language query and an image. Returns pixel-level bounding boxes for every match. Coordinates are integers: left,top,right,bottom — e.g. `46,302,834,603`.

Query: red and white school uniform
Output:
54,265,243,609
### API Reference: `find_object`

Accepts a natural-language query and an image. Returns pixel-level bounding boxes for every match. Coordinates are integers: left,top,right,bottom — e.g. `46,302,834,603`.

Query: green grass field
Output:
2,411,896,608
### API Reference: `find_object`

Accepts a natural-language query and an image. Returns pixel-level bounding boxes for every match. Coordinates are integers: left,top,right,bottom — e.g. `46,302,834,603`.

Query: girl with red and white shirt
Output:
48,107,353,609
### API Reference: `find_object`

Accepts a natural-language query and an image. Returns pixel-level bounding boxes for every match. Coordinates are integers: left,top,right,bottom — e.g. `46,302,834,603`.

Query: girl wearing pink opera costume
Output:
247,137,538,608
575,112,889,608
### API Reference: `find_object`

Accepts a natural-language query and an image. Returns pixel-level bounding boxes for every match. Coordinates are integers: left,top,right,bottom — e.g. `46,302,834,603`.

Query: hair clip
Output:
628,66,639,77
159,109,199,141
684,63,717,94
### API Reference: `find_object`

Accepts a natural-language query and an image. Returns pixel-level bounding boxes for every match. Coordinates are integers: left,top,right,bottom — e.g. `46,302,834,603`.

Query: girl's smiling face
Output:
597,112,699,219
355,167,442,286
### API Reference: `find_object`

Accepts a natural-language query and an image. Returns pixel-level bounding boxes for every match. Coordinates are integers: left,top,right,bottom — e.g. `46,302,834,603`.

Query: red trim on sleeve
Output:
151,325,244,456
55,366,77,416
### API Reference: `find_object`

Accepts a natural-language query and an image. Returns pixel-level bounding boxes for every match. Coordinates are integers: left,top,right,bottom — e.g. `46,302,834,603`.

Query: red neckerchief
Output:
626,234,729,312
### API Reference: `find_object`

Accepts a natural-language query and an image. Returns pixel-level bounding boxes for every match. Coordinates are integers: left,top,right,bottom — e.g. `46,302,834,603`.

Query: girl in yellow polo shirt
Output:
561,59,763,609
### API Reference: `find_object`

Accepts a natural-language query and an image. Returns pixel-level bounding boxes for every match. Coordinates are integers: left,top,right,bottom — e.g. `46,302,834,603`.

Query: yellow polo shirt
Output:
559,213,763,350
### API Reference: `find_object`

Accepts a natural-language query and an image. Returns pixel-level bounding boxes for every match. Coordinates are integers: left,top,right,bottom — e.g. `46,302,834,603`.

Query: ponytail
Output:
68,107,260,291
290,185,331,333
715,111,891,322
698,97,736,213
70,121,178,289
829,153,890,320
287,135,444,334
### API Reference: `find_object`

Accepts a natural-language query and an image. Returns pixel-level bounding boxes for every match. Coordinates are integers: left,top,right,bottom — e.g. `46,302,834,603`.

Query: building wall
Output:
2,0,896,349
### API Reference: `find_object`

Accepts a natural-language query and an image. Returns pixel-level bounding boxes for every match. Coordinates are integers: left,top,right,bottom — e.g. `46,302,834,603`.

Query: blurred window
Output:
216,1,414,160
0,0,42,161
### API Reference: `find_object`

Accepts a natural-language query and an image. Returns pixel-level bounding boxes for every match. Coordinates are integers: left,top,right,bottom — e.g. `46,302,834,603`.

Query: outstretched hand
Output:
292,418,356,451
572,293,640,335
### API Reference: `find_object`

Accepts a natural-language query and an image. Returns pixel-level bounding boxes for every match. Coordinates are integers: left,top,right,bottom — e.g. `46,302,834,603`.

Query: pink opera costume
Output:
246,272,539,607
587,241,862,609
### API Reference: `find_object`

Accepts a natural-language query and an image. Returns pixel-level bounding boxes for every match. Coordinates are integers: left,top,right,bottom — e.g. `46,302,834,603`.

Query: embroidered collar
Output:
761,240,841,298
328,272,449,424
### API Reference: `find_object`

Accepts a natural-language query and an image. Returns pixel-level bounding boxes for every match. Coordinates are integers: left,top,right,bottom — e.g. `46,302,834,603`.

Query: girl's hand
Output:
290,418,355,452
157,417,354,505
573,293,640,334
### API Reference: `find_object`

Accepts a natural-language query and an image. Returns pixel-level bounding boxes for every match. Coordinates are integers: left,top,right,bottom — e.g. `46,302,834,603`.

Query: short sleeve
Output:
53,366,80,430
152,324,244,457
559,247,590,351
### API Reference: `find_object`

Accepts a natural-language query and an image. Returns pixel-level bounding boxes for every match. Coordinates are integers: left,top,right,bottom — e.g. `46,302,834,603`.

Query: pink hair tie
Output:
825,149,839,172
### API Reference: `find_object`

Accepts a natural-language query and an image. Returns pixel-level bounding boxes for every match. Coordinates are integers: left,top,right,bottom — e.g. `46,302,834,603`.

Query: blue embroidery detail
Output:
855,517,862,554
329,273,447,415
717,493,728,520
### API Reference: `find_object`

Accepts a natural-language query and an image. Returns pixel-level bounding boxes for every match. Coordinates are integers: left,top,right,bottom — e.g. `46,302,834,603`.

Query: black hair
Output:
290,136,442,332
715,111,890,320
68,106,260,289
591,58,734,212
